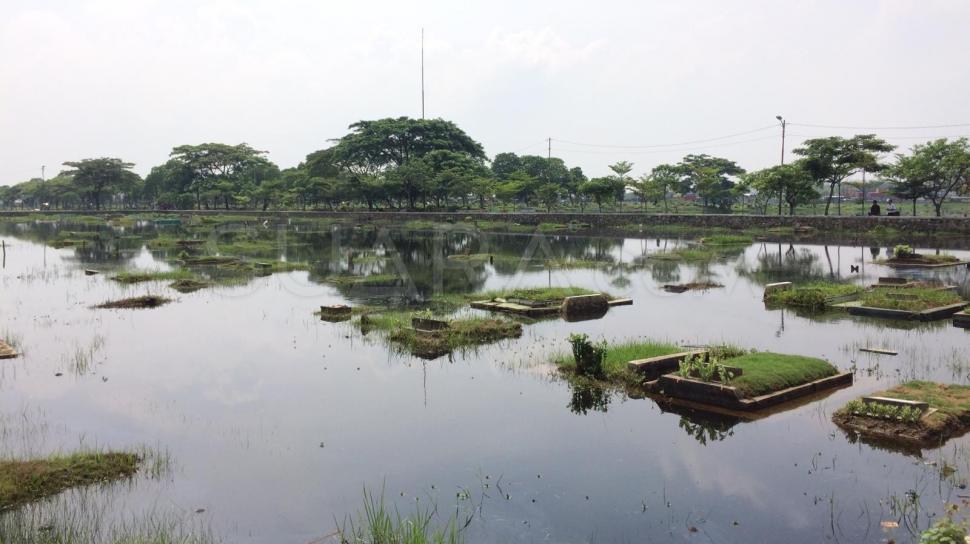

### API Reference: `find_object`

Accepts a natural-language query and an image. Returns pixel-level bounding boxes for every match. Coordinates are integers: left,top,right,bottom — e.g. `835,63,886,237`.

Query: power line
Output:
789,122,970,130
551,124,778,149
551,133,784,155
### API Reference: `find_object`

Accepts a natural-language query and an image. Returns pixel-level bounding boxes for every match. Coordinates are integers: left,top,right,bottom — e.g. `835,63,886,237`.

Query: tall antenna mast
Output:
421,28,425,119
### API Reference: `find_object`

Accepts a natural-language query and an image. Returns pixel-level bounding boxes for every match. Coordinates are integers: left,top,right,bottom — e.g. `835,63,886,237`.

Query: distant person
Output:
886,199,900,216
869,200,881,216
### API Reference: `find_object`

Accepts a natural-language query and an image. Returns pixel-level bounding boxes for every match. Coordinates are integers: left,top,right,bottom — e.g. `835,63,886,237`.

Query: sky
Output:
2,0,969,185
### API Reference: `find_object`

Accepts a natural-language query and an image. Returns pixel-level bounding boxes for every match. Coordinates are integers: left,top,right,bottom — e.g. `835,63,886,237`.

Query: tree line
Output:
1,117,968,216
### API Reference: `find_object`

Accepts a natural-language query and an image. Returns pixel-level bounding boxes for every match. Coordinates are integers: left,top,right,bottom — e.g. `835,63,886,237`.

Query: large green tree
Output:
169,143,273,209
792,135,894,215
61,157,138,210
677,154,745,210
886,138,970,216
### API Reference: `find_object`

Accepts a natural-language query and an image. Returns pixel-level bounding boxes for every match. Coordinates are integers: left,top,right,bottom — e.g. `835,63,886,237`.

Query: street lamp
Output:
776,116,786,165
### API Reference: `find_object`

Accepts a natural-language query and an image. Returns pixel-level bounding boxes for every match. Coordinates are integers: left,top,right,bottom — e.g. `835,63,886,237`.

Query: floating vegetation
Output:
94,296,172,309
111,270,195,284
338,487,467,544
169,279,212,293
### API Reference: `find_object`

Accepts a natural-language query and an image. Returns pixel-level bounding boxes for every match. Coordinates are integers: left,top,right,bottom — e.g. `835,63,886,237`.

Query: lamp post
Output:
776,115,786,165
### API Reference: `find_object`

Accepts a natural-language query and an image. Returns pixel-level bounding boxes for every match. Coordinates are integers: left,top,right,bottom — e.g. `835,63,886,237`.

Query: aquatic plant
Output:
677,354,733,383
894,244,915,258
844,400,923,424
568,333,607,378
338,487,466,544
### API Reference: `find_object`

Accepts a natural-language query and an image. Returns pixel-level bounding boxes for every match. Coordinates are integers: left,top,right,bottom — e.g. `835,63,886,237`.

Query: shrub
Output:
894,244,915,258
677,354,734,383
568,333,607,378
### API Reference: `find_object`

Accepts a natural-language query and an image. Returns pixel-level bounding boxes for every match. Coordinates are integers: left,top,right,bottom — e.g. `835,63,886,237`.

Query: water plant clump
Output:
94,295,172,309
337,487,466,544
677,353,735,383
567,333,608,378
699,234,753,245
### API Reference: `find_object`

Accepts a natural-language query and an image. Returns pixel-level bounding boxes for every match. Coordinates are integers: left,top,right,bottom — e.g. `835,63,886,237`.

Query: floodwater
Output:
1,216,969,543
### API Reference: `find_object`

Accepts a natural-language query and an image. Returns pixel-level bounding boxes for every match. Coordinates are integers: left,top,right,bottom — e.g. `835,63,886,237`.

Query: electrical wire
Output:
551,124,778,149
789,122,970,130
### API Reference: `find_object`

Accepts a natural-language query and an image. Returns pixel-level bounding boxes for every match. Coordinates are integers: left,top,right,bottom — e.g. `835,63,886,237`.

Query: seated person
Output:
886,199,900,216
868,200,881,216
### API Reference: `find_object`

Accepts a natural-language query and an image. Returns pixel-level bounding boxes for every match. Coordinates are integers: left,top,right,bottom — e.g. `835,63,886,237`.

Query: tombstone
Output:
561,294,609,321
763,282,792,301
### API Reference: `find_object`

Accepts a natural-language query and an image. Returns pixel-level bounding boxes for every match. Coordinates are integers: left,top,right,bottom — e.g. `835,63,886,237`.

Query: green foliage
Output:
894,244,915,257
887,138,970,217
793,134,895,215
919,516,967,544
61,157,139,210
677,353,734,383
844,399,923,424
568,333,607,378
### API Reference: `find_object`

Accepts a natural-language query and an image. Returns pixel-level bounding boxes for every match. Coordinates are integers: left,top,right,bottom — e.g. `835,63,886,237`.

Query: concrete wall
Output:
4,209,970,234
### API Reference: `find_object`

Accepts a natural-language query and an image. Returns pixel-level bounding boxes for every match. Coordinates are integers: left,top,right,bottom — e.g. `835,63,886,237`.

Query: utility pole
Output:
775,115,786,215
547,137,551,159
41,165,46,181
421,28,425,119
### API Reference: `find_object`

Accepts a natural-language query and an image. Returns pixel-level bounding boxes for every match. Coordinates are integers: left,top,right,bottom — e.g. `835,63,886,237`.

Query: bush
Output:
894,244,915,258
568,333,606,377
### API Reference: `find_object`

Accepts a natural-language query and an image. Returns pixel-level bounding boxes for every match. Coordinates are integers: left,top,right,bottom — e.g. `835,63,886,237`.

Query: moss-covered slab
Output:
0,340,17,360
882,255,969,268
654,352,851,411
93,295,172,309
833,382,970,447
842,301,967,321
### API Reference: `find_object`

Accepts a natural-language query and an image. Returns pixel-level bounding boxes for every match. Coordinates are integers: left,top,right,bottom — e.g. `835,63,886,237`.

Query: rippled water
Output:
1,217,969,543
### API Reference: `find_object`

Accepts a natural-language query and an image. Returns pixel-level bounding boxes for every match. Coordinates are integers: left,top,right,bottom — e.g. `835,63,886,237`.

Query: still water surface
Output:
1,218,969,543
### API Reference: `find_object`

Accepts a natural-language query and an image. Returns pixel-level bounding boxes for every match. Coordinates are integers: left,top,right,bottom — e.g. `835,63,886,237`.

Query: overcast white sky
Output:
2,0,969,184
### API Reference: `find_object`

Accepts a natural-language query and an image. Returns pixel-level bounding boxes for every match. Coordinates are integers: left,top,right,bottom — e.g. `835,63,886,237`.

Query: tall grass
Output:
338,487,466,544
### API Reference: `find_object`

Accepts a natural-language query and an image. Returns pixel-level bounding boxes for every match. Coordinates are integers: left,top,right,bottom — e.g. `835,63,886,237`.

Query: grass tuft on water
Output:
112,270,195,284
338,487,465,544
0,451,140,510
725,352,839,397
94,296,172,309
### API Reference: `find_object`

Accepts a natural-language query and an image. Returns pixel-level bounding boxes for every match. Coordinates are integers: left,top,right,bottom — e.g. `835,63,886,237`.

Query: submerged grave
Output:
764,280,967,322
469,287,632,320
833,381,970,447
556,340,851,412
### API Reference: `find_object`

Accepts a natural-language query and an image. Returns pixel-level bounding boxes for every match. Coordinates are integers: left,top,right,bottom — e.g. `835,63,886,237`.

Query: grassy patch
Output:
861,381,970,432
362,312,522,358
0,451,140,510
725,352,839,397
112,270,195,284
700,234,753,245
554,339,682,379
326,274,400,287
764,281,863,309
94,295,172,309
647,247,718,262
859,287,965,312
